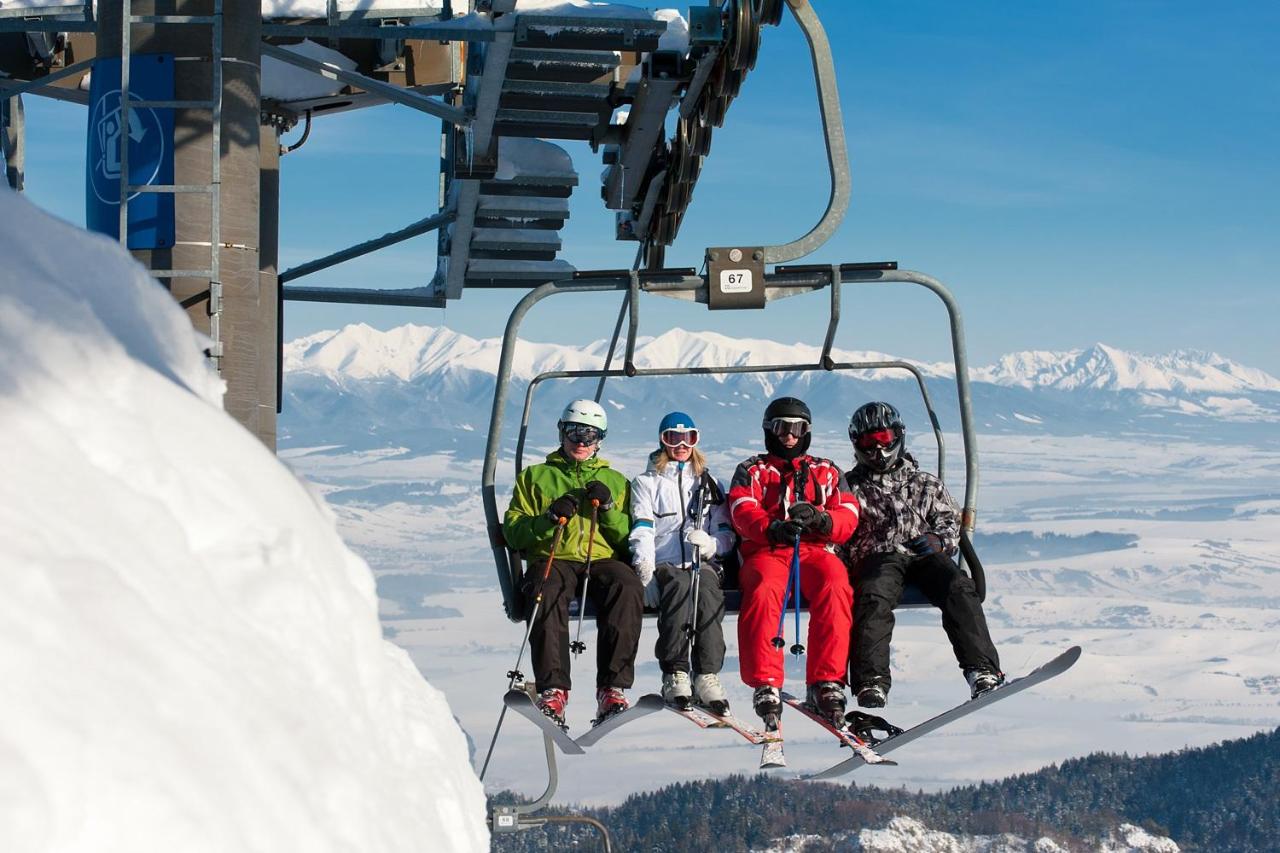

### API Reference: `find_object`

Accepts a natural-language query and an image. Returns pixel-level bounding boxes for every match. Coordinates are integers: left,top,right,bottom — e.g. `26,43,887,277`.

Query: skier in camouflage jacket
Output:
841,402,1002,708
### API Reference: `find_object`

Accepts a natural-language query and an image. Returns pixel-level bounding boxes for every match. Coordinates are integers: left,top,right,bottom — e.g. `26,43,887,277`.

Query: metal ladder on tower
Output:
117,0,225,370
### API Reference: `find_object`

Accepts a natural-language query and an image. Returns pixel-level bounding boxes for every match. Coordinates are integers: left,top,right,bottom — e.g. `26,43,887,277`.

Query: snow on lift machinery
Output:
479,0,990,826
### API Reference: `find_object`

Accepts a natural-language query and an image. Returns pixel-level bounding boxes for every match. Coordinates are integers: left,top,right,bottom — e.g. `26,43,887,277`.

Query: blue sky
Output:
14,1,1280,373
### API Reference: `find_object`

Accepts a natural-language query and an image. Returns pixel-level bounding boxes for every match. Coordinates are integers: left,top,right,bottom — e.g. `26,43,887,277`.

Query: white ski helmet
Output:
558,398,608,437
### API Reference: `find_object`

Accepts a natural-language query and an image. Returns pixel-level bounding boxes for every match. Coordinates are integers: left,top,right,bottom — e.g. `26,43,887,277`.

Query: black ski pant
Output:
654,561,727,676
523,558,643,693
849,551,1000,691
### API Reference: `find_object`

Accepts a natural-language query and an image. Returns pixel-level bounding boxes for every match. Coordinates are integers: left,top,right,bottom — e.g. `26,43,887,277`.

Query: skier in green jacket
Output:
503,399,643,729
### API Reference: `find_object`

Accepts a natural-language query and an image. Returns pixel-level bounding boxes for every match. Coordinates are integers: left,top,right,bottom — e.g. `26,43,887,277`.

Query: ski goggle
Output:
562,423,604,445
855,428,898,450
764,417,810,438
660,428,699,449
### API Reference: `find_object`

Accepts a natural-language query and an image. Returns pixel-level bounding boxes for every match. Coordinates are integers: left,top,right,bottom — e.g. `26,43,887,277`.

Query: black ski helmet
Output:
849,401,905,472
762,396,812,459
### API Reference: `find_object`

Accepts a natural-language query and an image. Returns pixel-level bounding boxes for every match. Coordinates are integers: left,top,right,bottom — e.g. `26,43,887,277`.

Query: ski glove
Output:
684,528,716,554
908,532,945,556
767,519,805,545
584,480,614,511
546,493,579,523
788,502,833,537
633,560,655,587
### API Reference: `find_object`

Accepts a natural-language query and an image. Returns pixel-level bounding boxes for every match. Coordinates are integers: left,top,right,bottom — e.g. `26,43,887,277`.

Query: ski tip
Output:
1063,645,1083,664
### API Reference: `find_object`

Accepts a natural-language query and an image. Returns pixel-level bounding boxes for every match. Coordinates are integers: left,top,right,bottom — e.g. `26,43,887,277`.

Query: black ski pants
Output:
654,561,727,676
523,558,643,692
849,551,1000,691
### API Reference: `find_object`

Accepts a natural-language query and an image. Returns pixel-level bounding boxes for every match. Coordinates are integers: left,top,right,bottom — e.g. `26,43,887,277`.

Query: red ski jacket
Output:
727,453,860,559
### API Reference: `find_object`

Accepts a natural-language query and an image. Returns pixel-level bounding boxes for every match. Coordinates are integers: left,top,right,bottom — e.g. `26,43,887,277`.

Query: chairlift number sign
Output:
706,245,766,309
720,269,753,293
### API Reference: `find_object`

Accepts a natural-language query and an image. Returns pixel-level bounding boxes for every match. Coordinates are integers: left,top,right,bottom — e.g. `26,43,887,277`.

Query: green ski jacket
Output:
503,450,632,563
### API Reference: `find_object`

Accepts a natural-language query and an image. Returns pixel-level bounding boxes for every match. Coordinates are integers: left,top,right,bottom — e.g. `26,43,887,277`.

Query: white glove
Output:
634,561,655,587
643,578,661,610
684,528,715,554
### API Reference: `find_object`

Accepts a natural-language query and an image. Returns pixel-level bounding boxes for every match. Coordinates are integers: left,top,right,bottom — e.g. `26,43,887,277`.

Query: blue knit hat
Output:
659,411,696,433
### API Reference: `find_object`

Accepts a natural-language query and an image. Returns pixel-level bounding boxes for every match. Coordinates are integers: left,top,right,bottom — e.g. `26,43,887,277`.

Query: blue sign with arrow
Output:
86,54,175,250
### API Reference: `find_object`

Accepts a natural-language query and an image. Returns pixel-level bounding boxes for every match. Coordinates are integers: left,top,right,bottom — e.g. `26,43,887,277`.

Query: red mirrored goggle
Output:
855,428,898,450
764,417,810,438
660,428,699,448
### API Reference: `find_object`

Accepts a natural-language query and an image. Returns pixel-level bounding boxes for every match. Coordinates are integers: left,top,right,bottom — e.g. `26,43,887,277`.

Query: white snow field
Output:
0,189,487,851
278,324,1280,806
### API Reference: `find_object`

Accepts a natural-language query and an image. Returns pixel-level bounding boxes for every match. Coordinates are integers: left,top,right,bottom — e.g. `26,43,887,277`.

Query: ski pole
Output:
480,515,569,780
685,483,713,668
789,533,805,656
570,498,601,657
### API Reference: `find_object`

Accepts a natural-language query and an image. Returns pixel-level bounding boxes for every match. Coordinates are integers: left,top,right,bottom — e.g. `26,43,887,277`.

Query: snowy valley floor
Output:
282,433,1280,806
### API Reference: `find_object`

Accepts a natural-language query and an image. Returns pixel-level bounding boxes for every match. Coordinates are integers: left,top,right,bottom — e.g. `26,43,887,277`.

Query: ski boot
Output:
752,685,782,726
964,668,1006,699
805,681,847,727
535,688,569,730
595,686,630,723
693,673,730,717
856,679,889,709
661,671,692,710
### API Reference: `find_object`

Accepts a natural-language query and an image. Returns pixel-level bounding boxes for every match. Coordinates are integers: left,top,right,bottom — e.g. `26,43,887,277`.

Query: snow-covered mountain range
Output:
281,323,1280,451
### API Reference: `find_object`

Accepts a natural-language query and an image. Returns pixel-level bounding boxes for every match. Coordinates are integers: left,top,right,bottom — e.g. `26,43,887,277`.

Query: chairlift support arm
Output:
760,0,850,264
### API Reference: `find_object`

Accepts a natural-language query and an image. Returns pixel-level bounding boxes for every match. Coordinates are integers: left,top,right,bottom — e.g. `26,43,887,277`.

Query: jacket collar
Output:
547,448,609,473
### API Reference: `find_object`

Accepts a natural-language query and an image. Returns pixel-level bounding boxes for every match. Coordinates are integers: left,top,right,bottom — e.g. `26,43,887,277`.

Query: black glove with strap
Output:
767,518,805,545
907,532,945,556
546,493,579,523
788,502,833,537
584,480,613,511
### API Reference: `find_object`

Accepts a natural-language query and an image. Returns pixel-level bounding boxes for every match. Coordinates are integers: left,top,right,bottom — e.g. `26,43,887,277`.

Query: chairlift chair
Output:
481,264,989,624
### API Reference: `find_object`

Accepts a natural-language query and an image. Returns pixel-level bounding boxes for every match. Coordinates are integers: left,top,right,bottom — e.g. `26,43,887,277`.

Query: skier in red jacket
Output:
728,397,861,725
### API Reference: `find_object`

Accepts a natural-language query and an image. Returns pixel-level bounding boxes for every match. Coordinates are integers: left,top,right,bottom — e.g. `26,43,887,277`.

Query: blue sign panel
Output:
86,54,175,250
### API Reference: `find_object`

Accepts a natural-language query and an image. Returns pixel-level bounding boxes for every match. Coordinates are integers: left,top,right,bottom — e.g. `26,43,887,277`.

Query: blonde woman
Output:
629,412,736,713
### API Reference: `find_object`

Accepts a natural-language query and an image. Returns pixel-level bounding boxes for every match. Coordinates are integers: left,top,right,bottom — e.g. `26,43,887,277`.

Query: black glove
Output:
584,480,613,511
546,493,579,523
907,532,944,556
767,519,805,545
787,502,832,536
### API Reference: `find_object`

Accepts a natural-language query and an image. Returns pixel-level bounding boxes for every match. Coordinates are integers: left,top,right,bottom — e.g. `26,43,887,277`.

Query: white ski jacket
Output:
629,457,735,570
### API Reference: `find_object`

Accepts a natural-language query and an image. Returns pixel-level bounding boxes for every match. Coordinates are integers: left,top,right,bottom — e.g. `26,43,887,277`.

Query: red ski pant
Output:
737,545,853,689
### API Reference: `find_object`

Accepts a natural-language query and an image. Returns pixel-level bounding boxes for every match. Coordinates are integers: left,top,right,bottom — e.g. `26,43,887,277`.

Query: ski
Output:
781,693,896,766
574,693,665,748
667,704,727,729
502,689,586,756
667,704,782,746
759,718,785,768
805,646,1083,781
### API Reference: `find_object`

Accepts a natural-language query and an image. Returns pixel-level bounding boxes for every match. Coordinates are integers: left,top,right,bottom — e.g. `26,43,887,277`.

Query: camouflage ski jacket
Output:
841,452,960,569
503,450,632,563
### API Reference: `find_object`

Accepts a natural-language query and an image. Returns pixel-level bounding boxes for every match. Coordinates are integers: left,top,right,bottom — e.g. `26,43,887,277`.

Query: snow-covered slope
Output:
0,190,487,852
762,816,1179,852
281,322,1280,452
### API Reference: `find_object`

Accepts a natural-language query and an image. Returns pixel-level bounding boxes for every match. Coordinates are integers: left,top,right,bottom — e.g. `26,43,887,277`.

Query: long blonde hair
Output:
650,446,707,477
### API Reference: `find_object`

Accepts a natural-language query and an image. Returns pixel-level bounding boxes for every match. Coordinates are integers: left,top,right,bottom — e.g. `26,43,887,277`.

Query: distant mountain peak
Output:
283,323,1280,397
976,342,1280,394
